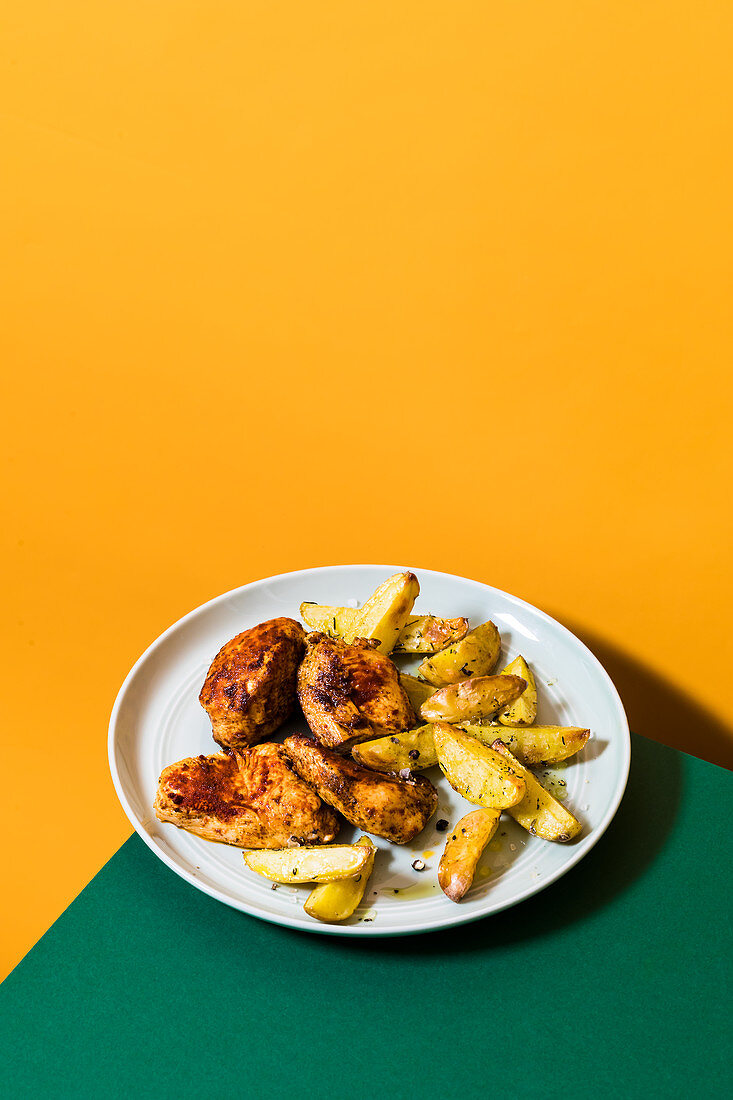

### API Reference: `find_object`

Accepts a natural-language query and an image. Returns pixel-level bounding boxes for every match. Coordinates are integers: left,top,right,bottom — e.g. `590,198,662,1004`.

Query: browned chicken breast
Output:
284,734,437,844
297,632,414,749
200,617,306,750
154,742,340,848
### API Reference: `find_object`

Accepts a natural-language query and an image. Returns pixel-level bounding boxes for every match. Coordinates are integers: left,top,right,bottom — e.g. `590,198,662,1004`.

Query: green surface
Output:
1,734,731,1099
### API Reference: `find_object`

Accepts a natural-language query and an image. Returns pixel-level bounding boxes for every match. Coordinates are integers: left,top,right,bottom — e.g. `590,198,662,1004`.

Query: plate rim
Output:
108,563,631,936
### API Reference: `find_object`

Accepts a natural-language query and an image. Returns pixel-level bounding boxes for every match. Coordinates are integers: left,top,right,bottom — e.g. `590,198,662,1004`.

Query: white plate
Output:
109,565,630,936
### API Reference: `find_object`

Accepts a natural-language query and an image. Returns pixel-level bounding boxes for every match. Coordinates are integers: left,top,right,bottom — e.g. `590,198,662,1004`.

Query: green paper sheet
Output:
1,734,731,1098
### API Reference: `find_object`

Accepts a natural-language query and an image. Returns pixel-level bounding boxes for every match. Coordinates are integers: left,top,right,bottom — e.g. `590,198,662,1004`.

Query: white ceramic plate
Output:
109,565,630,936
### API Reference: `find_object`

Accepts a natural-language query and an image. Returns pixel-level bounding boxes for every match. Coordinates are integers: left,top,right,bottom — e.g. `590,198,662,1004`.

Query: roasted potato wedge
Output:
399,674,439,714
304,836,375,922
350,571,420,653
300,604,467,655
418,621,501,686
483,724,590,765
392,615,469,654
299,603,358,638
420,674,526,724
498,655,538,726
243,844,372,883
300,573,418,652
492,741,582,841
352,724,438,772
438,808,500,902
433,724,525,809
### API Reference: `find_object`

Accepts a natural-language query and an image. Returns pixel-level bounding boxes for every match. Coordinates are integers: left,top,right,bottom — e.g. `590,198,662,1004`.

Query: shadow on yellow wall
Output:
565,622,733,772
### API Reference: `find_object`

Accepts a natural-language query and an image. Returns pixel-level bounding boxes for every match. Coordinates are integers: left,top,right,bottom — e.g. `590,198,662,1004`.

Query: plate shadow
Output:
565,619,733,772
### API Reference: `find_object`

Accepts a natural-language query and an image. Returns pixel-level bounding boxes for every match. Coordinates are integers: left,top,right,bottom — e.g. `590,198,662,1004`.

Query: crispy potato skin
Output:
199,617,306,750
304,836,376,921
243,844,372,883
484,725,590,765
418,621,501,685
439,808,500,902
284,734,437,844
352,724,438,772
298,632,414,748
154,743,340,848
392,616,469,654
498,655,538,726
420,674,526,723
433,723,525,809
492,741,582,841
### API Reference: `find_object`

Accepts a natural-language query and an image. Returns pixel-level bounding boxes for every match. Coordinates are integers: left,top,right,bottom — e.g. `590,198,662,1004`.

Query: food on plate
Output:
464,723,591,765
244,843,372,883
300,572,419,652
297,632,414,749
152,567,596,921
300,604,467,655
498,655,537,727
304,836,376,921
433,723,525,808
349,571,420,652
420,673,527,723
299,603,360,638
284,734,438,844
390,615,469,653
199,617,306,750
418,621,502,686
352,724,438,772
399,673,439,713
154,743,340,848
438,808,501,902
492,741,582,841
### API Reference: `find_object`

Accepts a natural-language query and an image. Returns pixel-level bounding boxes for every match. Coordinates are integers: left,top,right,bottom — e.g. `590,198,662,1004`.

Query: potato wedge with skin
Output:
492,741,582,841
400,674,439,714
433,724,525,809
420,674,526,724
498,655,538,727
300,603,358,638
300,605,467,655
439,808,500,902
418,621,501,686
484,724,590,765
304,837,375,922
392,616,469,654
350,572,420,653
243,844,372,883
352,724,438,772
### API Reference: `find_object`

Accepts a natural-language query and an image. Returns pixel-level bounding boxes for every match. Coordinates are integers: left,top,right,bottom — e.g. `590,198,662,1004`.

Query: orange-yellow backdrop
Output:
2,1,732,981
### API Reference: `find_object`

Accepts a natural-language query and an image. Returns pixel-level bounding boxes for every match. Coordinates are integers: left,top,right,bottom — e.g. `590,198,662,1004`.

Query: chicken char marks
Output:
155,742,340,848
297,632,414,749
284,734,437,844
200,617,306,751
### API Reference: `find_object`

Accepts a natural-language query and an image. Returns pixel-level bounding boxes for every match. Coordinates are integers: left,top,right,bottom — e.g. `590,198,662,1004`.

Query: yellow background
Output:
2,2,732,980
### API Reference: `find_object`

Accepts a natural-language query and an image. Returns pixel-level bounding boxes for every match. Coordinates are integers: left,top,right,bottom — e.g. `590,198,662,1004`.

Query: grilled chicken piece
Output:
200,617,306,750
154,743,340,848
284,734,437,844
297,632,414,749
